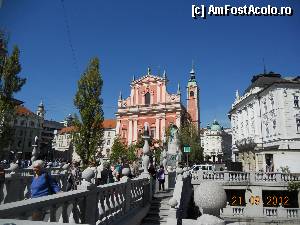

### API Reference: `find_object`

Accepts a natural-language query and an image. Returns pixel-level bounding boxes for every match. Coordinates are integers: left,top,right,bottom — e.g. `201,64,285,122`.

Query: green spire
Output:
189,60,196,81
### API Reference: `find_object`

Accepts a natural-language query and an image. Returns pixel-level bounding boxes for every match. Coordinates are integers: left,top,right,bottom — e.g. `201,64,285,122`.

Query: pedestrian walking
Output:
157,165,165,191
100,162,114,185
30,160,61,220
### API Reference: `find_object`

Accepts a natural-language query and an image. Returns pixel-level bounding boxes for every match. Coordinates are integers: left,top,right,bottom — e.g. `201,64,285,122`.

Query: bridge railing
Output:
166,168,192,225
191,171,300,185
5,167,64,176
0,173,68,204
0,175,150,225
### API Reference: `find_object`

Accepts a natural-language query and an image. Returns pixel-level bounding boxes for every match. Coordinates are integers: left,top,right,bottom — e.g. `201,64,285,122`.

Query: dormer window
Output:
294,96,299,108
145,92,150,105
190,91,194,97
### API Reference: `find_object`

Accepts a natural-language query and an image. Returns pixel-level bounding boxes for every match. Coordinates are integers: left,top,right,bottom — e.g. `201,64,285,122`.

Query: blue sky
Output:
1,0,299,128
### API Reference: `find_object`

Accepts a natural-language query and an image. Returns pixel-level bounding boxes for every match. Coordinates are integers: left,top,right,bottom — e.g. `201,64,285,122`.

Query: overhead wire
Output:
60,0,79,73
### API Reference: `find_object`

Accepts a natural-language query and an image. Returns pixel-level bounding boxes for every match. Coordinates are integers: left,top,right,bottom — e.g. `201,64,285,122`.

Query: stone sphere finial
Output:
122,167,131,177
194,181,227,216
168,198,178,208
81,168,95,183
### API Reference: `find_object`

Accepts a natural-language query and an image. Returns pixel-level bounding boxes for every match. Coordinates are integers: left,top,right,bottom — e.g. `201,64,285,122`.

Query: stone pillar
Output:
155,118,160,140
133,119,138,142
128,119,133,145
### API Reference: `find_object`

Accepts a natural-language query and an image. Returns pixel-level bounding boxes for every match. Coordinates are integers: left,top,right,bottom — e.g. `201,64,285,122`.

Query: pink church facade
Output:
115,67,199,145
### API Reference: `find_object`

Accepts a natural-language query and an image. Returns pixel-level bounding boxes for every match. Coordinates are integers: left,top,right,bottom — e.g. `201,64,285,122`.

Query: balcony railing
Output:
191,171,300,185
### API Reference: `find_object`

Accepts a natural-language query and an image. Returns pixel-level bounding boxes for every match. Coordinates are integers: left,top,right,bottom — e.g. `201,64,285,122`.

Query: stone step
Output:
142,217,168,224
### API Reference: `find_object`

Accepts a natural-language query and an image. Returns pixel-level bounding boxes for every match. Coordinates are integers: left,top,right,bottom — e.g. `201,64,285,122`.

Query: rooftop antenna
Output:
263,58,267,74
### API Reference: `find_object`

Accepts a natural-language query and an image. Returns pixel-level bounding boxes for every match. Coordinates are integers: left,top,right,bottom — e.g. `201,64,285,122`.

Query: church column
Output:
130,87,134,106
161,116,166,137
157,84,161,103
155,117,160,140
176,112,181,128
135,87,139,105
151,92,154,105
162,84,166,103
133,119,138,142
116,119,121,135
128,119,133,145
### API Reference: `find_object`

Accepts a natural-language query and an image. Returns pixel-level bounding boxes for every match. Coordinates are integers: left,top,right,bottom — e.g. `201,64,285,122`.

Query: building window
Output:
150,129,155,138
297,119,300,132
17,140,22,147
294,96,299,108
107,132,110,137
190,91,194,97
145,92,150,105
107,140,110,145
28,141,32,147
30,121,35,127
19,130,23,136
14,119,18,125
20,120,26,126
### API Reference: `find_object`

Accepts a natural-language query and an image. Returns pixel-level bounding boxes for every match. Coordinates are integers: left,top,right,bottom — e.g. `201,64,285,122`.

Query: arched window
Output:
190,91,194,97
145,92,150,105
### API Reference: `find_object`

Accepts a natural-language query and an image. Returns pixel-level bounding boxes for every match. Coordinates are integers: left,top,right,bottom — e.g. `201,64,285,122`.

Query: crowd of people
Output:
0,157,168,201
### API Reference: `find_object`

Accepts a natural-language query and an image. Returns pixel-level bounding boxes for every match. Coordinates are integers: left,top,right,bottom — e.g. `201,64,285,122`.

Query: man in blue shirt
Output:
31,160,61,198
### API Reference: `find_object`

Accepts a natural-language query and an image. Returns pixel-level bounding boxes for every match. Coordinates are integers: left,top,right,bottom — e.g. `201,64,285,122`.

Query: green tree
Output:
73,57,104,166
178,122,203,164
0,33,26,154
110,136,127,163
127,144,137,163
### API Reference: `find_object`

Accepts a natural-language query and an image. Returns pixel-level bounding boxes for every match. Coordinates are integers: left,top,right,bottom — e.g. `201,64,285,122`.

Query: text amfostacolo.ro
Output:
192,4,294,19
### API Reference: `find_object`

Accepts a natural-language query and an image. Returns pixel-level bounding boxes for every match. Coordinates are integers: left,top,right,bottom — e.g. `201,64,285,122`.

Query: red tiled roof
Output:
103,119,116,129
59,126,76,134
59,119,116,134
16,106,34,116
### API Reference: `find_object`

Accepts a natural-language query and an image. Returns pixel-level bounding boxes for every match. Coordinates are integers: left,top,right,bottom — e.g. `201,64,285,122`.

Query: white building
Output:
229,72,300,172
52,119,116,161
200,120,232,162
3,103,44,160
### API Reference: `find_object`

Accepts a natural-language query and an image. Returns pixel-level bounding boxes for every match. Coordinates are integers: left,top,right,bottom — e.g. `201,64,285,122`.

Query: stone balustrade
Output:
5,167,64,176
0,173,68,204
0,175,151,225
166,169,192,225
221,205,300,220
191,171,300,185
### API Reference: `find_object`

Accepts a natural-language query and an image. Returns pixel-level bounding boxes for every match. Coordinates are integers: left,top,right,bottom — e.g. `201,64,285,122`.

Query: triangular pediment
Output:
132,74,166,85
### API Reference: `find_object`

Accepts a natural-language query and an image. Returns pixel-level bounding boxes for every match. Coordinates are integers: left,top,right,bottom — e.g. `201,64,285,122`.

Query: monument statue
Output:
168,125,179,155
142,122,150,174
31,136,39,163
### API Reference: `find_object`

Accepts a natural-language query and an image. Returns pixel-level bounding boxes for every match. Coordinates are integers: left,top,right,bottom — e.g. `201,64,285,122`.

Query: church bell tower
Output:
186,63,200,130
